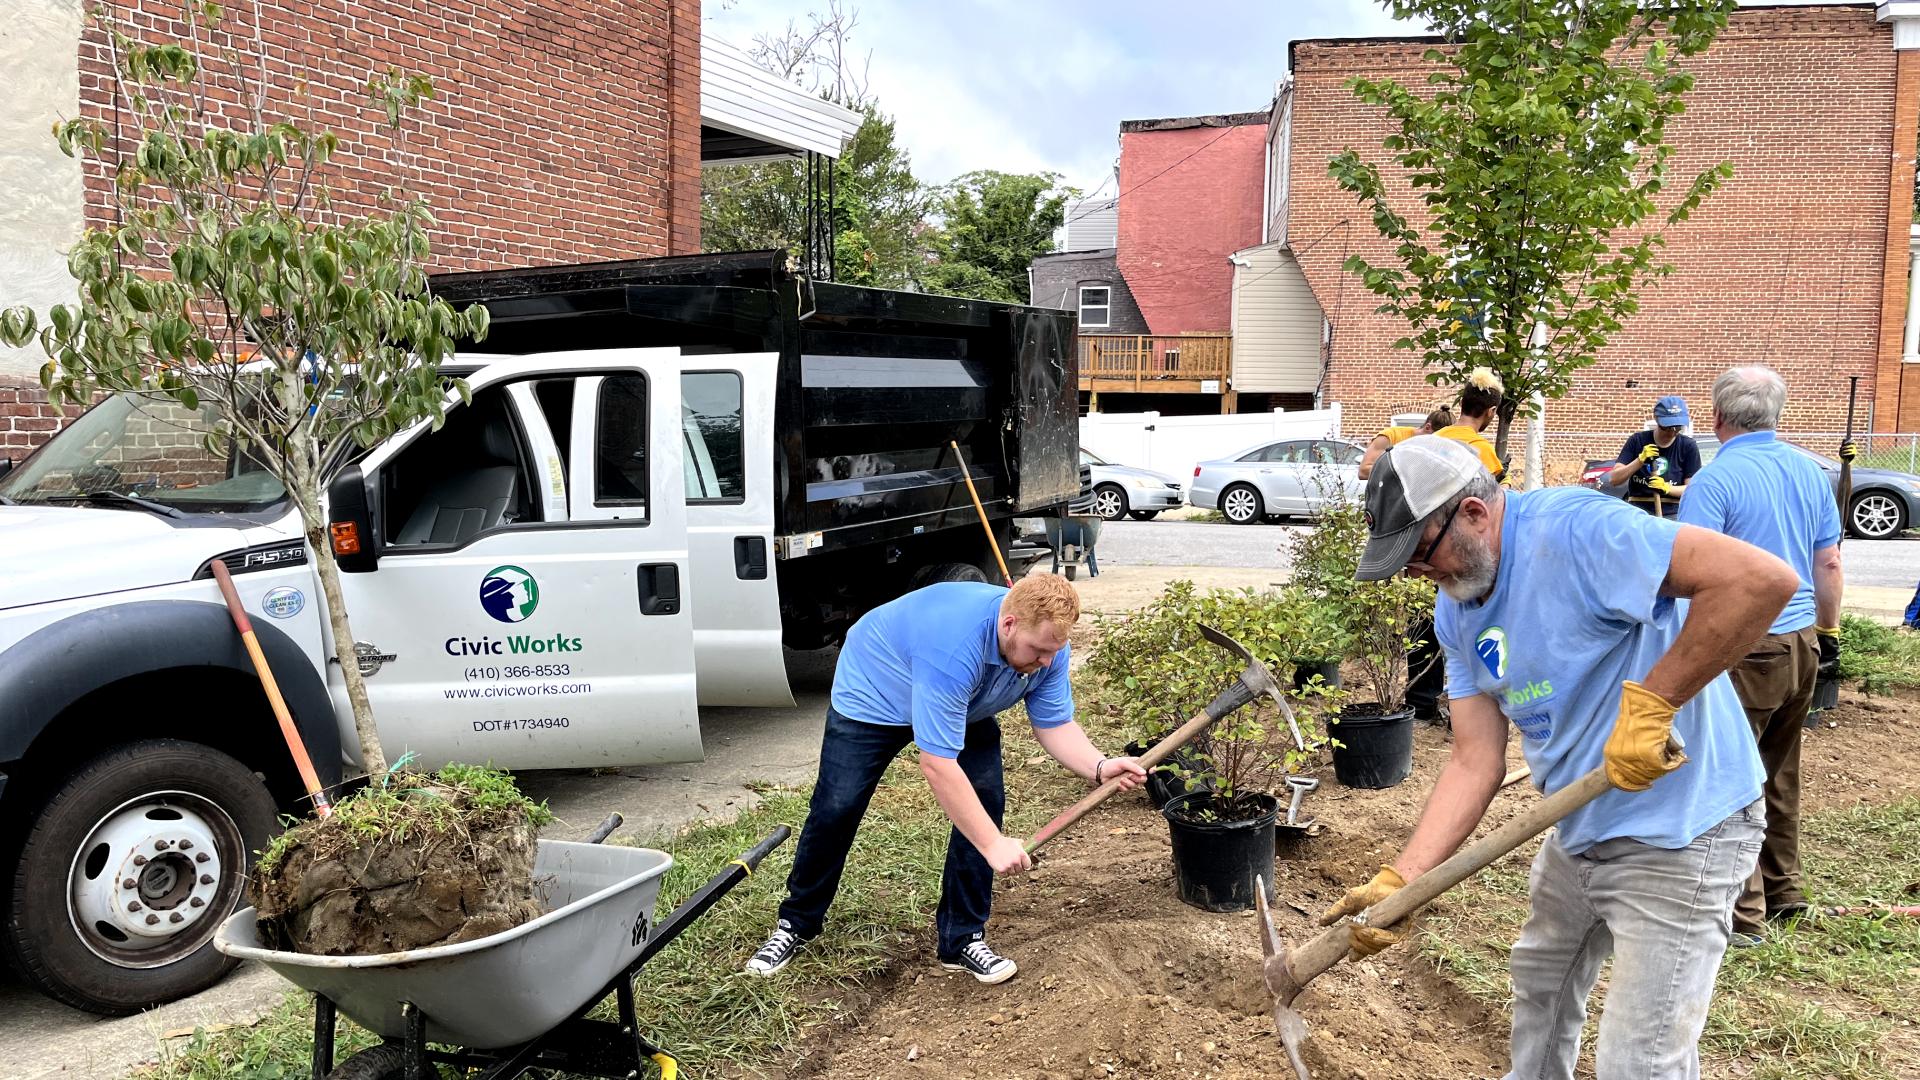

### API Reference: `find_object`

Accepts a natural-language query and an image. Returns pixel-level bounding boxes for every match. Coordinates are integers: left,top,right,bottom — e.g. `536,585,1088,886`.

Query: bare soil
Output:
769,688,1920,1080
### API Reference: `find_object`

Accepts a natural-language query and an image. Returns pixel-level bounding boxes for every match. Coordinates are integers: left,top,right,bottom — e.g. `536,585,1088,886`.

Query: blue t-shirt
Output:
830,582,1074,758
1676,431,1840,635
1435,487,1763,852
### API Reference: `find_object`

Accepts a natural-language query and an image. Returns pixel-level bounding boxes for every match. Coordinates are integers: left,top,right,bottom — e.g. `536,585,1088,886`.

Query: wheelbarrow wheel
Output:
325,1043,409,1080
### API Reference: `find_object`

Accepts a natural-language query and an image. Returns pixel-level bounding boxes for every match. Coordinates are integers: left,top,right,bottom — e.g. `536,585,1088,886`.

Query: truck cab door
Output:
327,350,701,770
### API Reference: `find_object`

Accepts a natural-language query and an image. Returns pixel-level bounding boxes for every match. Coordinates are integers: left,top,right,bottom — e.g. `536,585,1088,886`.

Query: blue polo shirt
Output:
1676,431,1840,635
1436,487,1763,852
830,582,1075,758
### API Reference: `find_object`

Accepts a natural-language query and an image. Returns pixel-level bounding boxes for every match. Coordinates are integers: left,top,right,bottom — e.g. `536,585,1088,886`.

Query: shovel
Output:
1025,623,1291,854
1255,735,1684,1079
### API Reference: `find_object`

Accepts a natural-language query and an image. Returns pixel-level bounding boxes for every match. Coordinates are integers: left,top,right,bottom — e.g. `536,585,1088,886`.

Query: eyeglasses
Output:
1408,501,1463,567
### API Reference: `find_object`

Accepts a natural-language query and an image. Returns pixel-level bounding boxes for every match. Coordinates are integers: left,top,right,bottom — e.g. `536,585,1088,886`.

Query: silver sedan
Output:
1188,439,1365,524
1084,448,1184,521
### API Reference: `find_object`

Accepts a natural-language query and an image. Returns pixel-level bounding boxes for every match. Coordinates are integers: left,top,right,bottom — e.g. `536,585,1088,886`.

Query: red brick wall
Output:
1117,122,1269,335
78,0,702,274
1288,6,1904,438
1,379,87,462
1880,48,1920,433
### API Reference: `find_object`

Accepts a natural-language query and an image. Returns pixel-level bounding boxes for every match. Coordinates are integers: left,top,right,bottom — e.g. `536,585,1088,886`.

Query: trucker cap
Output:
1356,435,1488,581
1653,395,1690,428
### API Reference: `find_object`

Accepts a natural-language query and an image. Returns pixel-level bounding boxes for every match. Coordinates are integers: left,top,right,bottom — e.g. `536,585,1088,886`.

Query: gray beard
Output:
1438,531,1498,602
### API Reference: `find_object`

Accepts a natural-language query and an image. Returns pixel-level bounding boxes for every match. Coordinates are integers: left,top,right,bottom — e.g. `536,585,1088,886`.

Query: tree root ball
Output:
248,766,551,956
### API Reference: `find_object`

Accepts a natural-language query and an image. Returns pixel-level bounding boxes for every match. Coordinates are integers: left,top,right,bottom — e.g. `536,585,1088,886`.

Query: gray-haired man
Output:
1322,435,1794,1078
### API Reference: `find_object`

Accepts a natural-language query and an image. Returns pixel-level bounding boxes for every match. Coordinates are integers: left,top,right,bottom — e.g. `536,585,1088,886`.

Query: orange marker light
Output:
329,521,361,556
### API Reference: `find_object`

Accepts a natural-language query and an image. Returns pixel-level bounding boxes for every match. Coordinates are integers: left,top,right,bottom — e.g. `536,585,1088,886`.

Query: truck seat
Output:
394,417,522,545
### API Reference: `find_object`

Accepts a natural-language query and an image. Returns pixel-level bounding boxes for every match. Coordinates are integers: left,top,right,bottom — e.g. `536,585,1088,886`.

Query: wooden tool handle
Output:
1026,701,1224,854
1286,764,1617,983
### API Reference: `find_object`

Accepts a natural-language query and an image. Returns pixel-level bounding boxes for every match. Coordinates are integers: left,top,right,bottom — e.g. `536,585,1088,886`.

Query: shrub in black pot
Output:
1327,560,1435,790
1163,790,1280,912
1122,735,1213,810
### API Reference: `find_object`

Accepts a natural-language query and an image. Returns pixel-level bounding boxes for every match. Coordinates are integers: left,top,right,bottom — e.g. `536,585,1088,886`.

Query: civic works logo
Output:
480,565,540,623
1475,626,1508,680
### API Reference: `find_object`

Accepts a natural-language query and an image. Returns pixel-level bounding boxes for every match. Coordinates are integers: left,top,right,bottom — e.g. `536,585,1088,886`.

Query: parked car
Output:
1188,438,1365,525
1581,436,1919,539
1083,447,1183,521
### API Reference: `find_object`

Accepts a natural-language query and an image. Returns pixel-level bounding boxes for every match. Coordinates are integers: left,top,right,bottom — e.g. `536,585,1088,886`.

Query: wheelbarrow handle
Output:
631,826,793,970
582,812,624,845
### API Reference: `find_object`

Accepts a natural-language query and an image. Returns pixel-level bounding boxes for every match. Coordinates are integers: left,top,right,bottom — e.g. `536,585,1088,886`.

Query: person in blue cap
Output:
1605,395,1703,517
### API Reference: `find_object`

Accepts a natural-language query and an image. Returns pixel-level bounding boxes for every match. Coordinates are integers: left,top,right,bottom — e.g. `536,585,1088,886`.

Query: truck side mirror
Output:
327,465,381,573
0,457,13,480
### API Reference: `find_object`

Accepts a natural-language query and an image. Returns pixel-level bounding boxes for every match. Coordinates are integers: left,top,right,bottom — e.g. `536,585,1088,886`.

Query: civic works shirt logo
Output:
1476,626,1508,680
481,565,540,623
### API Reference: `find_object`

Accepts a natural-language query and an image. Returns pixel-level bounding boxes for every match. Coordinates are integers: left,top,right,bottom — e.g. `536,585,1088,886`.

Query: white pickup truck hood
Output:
0,506,276,611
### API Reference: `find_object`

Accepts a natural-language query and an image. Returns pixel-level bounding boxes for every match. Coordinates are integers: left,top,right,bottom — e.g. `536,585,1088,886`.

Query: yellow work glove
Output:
1317,865,1407,956
1838,440,1859,463
1637,443,1661,465
1646,476,1676,495
1604,681,1688,791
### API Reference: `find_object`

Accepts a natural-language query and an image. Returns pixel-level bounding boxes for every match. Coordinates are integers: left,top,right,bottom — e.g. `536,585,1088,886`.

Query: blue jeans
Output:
777,707,1005,960
1506,800,1765,1080
1904,581,1920,627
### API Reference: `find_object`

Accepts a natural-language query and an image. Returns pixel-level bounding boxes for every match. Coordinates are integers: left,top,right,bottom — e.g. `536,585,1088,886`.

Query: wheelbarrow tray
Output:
215,839,672,1049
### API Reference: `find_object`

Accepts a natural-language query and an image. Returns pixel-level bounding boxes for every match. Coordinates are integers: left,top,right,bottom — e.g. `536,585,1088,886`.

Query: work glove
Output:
1838,440,1858,463
1318,864,1406,956
1604,681,1688,791
1646,476,1676,496
1637,443,1661,465
1816,626,1841,680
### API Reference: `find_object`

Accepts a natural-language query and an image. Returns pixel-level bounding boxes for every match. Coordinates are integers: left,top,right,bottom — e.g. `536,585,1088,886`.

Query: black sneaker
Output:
744,921,806,977
940,938,1017,985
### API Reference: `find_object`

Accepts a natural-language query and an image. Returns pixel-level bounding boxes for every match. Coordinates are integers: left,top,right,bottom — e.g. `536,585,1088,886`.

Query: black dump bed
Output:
432,252,1079,553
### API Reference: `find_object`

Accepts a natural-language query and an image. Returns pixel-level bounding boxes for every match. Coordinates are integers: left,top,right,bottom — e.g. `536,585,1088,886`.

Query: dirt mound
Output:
249,770,547,955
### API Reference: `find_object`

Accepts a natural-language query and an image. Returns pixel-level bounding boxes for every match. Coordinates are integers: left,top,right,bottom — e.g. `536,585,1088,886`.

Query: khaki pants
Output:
1726,626,1818,934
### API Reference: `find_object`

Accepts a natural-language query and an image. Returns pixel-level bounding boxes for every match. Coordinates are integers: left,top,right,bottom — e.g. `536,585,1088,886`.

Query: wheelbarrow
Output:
1044,515,1101,580
215,815,790,1080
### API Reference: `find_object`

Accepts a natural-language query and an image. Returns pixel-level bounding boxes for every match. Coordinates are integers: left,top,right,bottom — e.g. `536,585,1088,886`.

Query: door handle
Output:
734,536,769,580
637,563,680,616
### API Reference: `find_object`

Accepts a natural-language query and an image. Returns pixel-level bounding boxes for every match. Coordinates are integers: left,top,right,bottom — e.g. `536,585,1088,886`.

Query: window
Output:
1080,447,1109,466
595,375,649,509
1078,285,1111,330
381,385,538,547
682,371,744,502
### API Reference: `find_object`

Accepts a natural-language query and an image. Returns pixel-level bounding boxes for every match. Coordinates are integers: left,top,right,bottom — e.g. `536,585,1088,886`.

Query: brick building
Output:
1281,1,1920,442
0,0,856,457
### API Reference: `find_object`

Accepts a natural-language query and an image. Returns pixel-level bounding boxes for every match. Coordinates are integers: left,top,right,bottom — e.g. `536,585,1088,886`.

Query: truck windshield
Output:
0,392,288,514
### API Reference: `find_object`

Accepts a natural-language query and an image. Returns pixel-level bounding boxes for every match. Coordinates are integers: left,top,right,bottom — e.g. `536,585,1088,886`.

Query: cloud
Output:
705,1,1419,191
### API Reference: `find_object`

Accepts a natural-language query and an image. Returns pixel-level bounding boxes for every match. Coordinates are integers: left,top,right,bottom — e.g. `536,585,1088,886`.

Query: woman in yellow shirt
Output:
1433,368,1505,480
1358,407,1454,480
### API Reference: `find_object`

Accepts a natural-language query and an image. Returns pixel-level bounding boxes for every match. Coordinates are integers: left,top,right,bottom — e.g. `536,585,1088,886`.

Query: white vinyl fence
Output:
1079,405,1345,481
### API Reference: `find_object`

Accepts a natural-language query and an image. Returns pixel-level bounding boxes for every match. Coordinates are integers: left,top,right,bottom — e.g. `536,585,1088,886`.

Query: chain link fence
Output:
1463,429,1920,487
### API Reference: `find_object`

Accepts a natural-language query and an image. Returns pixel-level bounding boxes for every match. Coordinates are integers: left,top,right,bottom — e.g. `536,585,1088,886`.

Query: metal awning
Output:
701,34,862,165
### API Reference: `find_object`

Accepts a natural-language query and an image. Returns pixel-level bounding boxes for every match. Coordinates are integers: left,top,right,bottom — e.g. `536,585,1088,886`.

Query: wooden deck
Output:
1077,334,1231,394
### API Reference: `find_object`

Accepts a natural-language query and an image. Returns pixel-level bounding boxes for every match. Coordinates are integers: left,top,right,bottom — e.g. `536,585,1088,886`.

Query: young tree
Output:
922,170,1074,304
0,5,488,775
1329,0,1736,457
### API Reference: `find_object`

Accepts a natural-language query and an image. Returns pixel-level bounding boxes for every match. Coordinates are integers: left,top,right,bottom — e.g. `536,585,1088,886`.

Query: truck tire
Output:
908,561,989,590
1092,484,1129,521
1220,484,1265,525
4,739,277,1015
1128,510,1160,522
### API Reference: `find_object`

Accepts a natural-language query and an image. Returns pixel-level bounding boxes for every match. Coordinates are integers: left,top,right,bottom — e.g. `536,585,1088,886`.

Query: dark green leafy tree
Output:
1329,0,1736,456
922,170,1074,303
0,5,489,774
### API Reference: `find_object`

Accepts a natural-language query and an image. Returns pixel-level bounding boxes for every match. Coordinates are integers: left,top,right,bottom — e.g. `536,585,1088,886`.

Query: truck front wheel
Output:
4,739,278,1015
908,561,989,590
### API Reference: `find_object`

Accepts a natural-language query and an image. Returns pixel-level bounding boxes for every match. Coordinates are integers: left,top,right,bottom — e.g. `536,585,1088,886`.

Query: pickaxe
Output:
1026,623,1294,853
1255,737,1684,1078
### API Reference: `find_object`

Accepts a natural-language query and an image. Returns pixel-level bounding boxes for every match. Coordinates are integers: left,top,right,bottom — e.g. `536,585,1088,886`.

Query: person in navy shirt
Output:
1678,366,1845,945
1325,435,1794,1079
744,573,1145,985
1606,395,1703,517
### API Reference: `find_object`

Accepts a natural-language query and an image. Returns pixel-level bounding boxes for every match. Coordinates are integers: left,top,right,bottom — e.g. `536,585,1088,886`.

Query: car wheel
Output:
909,561,989,589
1220,484,1264,525
1848,491,1907,540
1128,510,1160,522
1092,484,1129,521
3,739,277,1015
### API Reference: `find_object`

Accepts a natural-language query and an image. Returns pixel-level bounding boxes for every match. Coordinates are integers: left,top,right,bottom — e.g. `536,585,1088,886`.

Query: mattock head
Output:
1197,623,1290,713
1255,876,1315,1080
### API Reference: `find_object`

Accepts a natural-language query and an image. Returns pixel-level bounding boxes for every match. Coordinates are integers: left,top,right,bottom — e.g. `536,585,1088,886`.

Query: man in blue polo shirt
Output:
743,573,1145,985
1679,366,1845,945
1323,435,1794,1079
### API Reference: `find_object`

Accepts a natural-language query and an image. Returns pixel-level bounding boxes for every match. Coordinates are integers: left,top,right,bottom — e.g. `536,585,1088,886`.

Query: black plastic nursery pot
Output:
1330,703,1415,789
1291,659,1342,693
1124,737,1212,810
1162,791,1279,913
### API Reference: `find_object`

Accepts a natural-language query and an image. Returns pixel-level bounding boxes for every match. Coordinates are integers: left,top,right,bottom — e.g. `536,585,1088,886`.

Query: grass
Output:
256,763,553,875
1419,798,1920,1080
1838,614,1920,696
136,720,1088,1079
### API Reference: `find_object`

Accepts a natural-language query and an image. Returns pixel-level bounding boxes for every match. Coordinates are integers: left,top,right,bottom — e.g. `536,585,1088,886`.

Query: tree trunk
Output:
1493,399,1521,467
307,525,389,777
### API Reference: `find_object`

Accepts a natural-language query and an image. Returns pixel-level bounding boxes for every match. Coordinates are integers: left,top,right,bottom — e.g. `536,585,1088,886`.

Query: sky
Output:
703,1,1422,194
